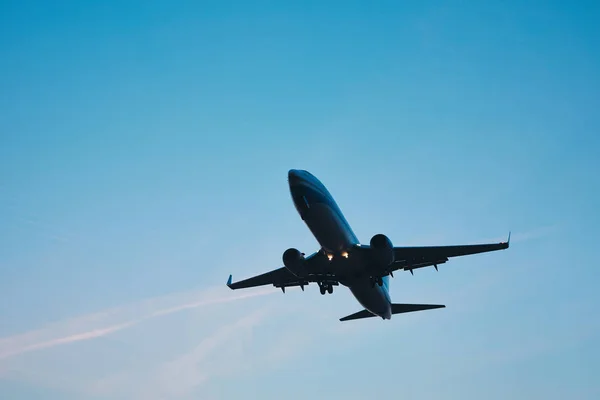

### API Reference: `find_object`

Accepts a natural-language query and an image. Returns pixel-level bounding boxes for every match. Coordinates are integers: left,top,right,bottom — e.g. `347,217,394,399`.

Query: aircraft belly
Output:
349,280,391,318
304,203,355,252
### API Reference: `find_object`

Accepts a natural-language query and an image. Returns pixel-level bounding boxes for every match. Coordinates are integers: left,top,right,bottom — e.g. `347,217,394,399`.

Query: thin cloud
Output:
0,287,274,360
157,309,269,398
0,322,138,360
84,307,273,400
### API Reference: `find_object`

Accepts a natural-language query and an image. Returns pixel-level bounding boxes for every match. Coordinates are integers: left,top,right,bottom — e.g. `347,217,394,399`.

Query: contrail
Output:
0,288,274,360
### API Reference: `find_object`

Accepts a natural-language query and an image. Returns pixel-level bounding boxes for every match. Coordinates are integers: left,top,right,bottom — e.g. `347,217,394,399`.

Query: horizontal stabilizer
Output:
339,303,445,322
391,303,445,314
339,309,375,321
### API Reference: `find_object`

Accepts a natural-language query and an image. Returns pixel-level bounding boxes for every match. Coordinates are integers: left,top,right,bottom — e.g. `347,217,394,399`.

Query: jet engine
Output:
369,233,395,267
282,248,306,277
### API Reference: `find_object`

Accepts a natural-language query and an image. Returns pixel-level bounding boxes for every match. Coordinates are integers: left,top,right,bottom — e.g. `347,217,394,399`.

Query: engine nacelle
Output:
369,233,395,267
282,248,306,277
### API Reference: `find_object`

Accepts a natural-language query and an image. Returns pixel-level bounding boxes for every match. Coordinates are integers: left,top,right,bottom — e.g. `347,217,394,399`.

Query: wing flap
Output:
395,241,509,260
227,267,298,290
389,234,510,274
227,251,335,290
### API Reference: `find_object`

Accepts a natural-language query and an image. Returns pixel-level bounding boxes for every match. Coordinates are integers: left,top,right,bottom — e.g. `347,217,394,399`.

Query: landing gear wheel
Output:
319,285,326,295
327,284,333,294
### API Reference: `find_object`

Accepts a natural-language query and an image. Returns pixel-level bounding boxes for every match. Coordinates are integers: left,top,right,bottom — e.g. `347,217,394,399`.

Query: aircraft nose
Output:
288,169,302,185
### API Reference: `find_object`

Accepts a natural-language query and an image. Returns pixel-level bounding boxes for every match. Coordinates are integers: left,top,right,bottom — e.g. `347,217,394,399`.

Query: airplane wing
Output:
389,233,510,274
226,251,336,291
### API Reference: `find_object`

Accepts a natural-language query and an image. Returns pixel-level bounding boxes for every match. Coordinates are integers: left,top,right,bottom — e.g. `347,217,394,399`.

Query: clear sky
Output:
1,1,599,399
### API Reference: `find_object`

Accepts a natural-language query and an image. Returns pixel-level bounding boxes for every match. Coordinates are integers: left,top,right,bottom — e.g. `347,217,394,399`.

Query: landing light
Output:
341,252,349,258
327,254,333,261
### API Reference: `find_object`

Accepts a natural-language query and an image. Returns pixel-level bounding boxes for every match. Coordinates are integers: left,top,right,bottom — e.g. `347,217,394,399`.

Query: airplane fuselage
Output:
288,169,392,319
227,169,508,321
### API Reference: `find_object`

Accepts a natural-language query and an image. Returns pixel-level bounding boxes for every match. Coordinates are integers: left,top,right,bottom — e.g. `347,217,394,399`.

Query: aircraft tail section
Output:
339,303,445,322
339,309,375,321
391,303,445,314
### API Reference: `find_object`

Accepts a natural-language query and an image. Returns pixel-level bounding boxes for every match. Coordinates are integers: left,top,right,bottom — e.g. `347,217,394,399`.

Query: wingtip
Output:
226,274,233,289
500,231,511,248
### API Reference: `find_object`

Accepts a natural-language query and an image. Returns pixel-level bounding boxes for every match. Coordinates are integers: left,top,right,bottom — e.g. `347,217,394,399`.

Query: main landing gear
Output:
319,282,334,295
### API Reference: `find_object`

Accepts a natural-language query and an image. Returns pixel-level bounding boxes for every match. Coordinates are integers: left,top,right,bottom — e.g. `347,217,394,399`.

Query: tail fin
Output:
339,303,445,322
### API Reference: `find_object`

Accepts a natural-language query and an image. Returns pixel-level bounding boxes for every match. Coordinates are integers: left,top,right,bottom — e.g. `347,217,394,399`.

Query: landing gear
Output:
319,283,333,295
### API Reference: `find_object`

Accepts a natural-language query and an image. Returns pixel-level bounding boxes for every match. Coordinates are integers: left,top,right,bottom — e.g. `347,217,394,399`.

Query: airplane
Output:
226,169,510,321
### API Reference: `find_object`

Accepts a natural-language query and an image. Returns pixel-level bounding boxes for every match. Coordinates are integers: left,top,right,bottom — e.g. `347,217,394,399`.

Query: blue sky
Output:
1,0,599,398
